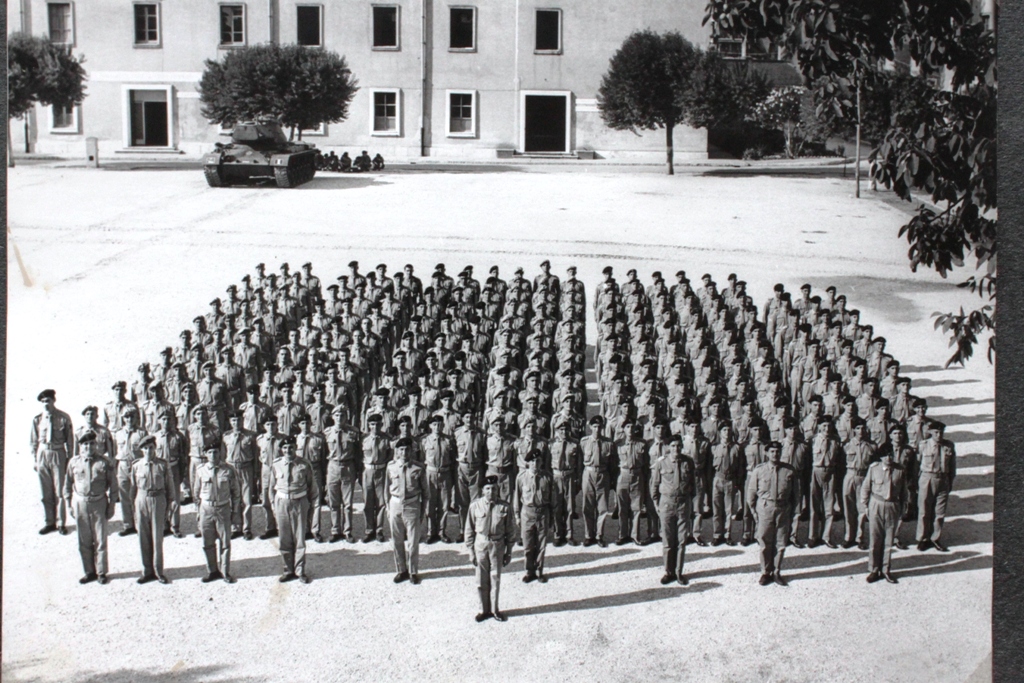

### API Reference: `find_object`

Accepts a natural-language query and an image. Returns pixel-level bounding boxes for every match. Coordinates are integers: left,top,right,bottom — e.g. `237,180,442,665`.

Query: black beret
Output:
78,430,97,444
37,389,56,402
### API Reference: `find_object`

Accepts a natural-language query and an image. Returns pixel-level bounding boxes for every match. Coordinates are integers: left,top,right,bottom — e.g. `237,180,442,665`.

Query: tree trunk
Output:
855,79,862,199
665,122,674,176
289,125,295,141
8,118,15,168
297,128,303,141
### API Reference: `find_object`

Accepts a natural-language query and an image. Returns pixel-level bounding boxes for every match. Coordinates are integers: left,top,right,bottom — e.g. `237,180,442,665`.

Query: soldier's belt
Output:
426,465,452,473
275,492,308,500
40,444,68,451
552,467,574,473
920,468,943,475
141,489,167,495
201,500,232,507
489,466,513,474
73,493,108,502
228,459,254,467
364,462,389,470
813,464,835,470
584,465,607,472
870,494,900,504
855,469,869,476
329,458,357,465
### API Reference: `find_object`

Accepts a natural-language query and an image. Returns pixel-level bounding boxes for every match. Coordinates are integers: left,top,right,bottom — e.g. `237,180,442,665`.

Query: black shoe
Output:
456,534,465,543
39,524,57,535
523,573,537,583
194,531,202,538
119,527,137,537
884,572,899,584
635,539,646,546
393,572,410,584
260,530,278,540
597,538,608,548
732,511,744,522
677,574,689,586
894,539,908,550
426,535,440,545
243,532,254,541
180,496,194,506
377,533,387,543
279,572,297,583
583,538,596,547
917,540,931,551
685,535,695,546
615,537,631,546
866,571,882,584
157,575,170,584
791,541,805,549
726,538,738,546
799,509,810,521
304,532,314,541
173,531,184,539
299,574,312,584
660,573,675,585
516,539,524,547
538,574,547,583
774,573,788,587
163,528,172,537
554,539,566,548
410,574,421,585
932,540,949,552
230,530,242,539
493,611,507,622
807,539,821,549
58,525,70,535
695,538,708,547
223,575,237,584
649,535,662,543
475,612,492,623
79,573,98,585
443,534,454,544
330,534,343,543
137,574,156,585
825,541,839,549
362,535,375,543
97,574,109,585
202,571,223,583
711,538,724,547
741,537,755,547
568,539,580,547
857,540,869,551
758,573,773,586
842,540,856,549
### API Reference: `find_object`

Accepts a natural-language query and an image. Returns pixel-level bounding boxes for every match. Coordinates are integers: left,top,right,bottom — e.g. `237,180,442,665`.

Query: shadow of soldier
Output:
501,584,718,618
787,549,990,583
2,660,265,683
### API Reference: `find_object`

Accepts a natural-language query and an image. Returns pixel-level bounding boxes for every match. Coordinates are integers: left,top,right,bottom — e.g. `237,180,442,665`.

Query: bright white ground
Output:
5,165,993,683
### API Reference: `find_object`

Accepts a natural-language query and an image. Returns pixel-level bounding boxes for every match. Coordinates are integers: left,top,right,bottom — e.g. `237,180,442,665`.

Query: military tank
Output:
203,121,318,188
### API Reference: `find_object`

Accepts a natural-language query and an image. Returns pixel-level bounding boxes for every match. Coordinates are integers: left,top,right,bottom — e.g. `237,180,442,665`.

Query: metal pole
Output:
420,0,427,156
855,78,861,199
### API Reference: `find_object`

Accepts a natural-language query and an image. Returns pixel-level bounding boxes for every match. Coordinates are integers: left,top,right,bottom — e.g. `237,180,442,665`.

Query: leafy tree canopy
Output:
8,32,87,120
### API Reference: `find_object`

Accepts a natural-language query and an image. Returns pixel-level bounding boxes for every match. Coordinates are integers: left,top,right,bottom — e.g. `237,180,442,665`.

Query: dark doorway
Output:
524,95,567,152
130,90,169,147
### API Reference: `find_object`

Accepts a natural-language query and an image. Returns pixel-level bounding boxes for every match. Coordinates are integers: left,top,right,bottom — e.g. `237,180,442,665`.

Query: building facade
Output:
9,0,715,160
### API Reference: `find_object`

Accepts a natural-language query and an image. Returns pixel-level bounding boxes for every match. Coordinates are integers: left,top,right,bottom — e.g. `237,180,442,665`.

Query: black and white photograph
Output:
3,0,999,681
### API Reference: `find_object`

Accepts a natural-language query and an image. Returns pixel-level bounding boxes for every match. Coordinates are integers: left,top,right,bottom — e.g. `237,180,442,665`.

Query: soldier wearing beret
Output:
152,412,188,538
581,414,616,547
257,417,282,539
130,435,175,584
362,413,393,542
62,430,118,584
861,440,908,584
222,411,258,540
195,444,241,583
516,450,553,583
421,414,457,543
467,475,516,621
651,435,697,585
387,438,429,584
269,436,318,582
454,408,487,541
103,381,135,433
114,405,147,537
296,415,328,542
842,421,876,549
917,420,956,552
746,441,800,586
31,389,75,535
325,407,362,543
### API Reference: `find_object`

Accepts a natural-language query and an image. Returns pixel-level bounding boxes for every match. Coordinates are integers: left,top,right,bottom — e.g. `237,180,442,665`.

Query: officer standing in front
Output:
386,438,429,584
31,389,75,535
746,441,800,586
361,414,393,543
650,435,696,586
130,435,176,584
581,415,616,547
62,430,117,584
195,444,241,583
515,450,553,583
466,475,516,622
269,436,318,583
860,444,908,584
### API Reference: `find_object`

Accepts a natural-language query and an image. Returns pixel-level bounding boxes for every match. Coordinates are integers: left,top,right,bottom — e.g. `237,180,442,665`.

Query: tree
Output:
704,0,996,366
680,50,773,131
748,86,806,158
199,44,358,140
597,31,700,175
7,32,87,167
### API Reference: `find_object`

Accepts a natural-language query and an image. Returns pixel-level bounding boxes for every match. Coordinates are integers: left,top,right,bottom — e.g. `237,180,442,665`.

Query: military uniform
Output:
257,432,281,536
296,430,327,539
860,459,908,577
421,429,457,541
31,405,75,531
454,423,487,536
386,456,430,578
466,494,516,617
361,430,393,540
516,466,553,579
746,460,800,580
270,456,319,578
549,435,582,544
650,452,696,580
223,427,258,537
809,432,841,546
195,459,241,579
114,425,146,532
616,436,657,543
152,427,188,535
62,445,118,580
581,432,616,544
325,421,362,540
485,433,516,502
130,454,176,580
710,440,743,543
842,437,876,546
917,436,957,547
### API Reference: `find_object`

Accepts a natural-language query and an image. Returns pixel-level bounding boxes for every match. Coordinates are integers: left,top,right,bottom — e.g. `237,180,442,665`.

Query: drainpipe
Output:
514,0,520,152
420,0,428,156
269,0,277,44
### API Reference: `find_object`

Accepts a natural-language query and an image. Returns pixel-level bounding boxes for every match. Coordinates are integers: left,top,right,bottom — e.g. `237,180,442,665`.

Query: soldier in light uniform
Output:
581,415,616,547
861,443,908,584
549,420,582,546
325,407,362,543
152,412,188,538
616,423,656,545
651,435,696,585
222,411,258,540
257,417,281,539
195,444,241,583
454,408,487,542
62,431,117,584
746,441,800,586
114,406,147,537
269,436,318,583
421,415,457,543
386,438,429,584
710,423,743,546
361,413,393,542
129,435,176,584
842,421,877,549
516,450,553,583
917,420,956,552
77,406,116,460
296,416,328,542
808,418,842,548
31,389,75,535
466,475,516,622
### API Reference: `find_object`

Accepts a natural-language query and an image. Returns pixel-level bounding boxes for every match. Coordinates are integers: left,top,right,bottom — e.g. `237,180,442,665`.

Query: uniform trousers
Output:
582,467,610,541
37,447,68,527
617,470,656,541
73,496,108,576
229,462,255,535
117,460,136,530
261,475,278,534
842,473,868,543
474,539,506,614
426,468,454,539
551,470,577,542
307,462,326,538
742,476,758,541
917,473,949,543
809,467,837,544
134,493,168,577
362,466,388,538
389,499,423,575
755,501,792,576
166,462,183,534
326,460,357,536
659,500,693,577
520,509,549,576
455,465,481,537
199,502,232,575
790,470,808,543
712,477,737,540
274,496,310,576
868,498,900,573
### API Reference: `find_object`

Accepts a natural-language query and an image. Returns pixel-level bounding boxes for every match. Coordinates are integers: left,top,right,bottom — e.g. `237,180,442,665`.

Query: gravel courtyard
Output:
4,164,993,683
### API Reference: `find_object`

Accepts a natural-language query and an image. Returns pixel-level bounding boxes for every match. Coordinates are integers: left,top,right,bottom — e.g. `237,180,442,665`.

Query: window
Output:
126,87,171,147
371,89,400,135
449,7,475,51
300,122,327,136
220,4,246,46
446,91,475,137
372,6,399,49
535,9,560,53
48,3,73,45
134,4,160,46
297,5,322,46
50,104,79,133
